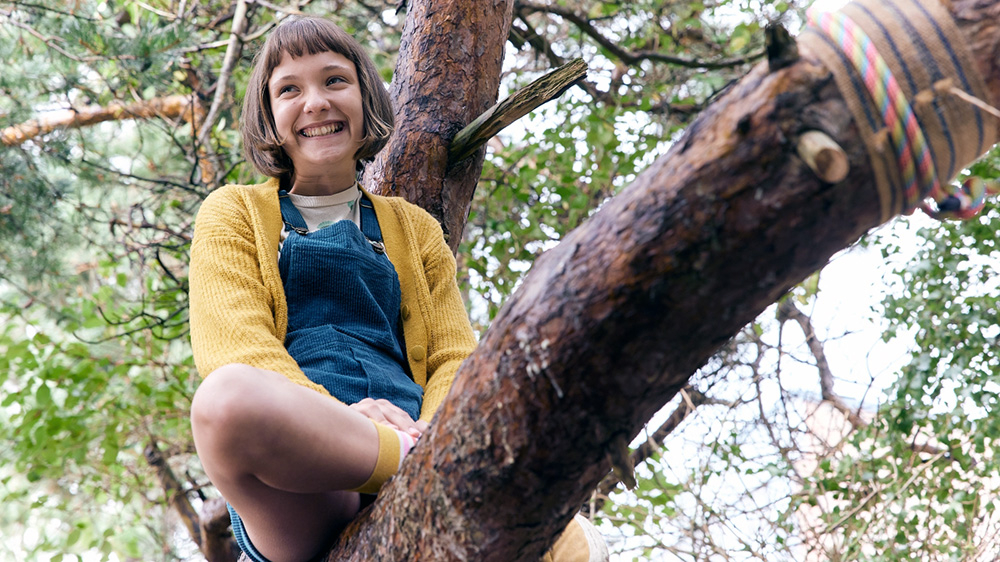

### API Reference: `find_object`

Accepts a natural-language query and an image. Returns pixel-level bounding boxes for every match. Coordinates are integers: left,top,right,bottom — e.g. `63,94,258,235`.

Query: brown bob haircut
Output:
240,17,394,179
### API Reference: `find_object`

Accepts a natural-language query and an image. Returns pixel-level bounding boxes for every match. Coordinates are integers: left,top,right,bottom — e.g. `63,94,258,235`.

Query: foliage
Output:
0,0,399,558
463,0,778,325
794,154,1000,561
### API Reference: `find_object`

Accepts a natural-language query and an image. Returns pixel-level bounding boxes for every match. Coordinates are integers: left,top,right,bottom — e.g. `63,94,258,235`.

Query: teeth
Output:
301,123,344,137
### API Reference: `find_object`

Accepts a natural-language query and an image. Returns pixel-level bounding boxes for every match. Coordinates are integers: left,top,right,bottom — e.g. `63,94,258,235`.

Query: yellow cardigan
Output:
188,178,477,422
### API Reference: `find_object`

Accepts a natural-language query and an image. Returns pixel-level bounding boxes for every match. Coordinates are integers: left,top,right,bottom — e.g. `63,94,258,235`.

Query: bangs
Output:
263,19,355,69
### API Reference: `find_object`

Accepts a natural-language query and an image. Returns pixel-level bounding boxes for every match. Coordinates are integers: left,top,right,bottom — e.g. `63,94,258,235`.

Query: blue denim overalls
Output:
277,189,423,419
228,191,423,562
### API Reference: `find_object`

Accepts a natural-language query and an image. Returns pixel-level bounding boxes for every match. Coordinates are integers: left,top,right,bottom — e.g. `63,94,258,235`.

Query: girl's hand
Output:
350,398,428,438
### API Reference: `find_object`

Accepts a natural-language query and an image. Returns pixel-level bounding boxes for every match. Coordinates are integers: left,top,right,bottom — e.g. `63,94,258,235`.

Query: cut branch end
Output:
796,130,849,183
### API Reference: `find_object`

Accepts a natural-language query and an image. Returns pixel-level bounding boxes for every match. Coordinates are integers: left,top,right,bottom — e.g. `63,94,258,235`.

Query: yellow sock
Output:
350,421,416,494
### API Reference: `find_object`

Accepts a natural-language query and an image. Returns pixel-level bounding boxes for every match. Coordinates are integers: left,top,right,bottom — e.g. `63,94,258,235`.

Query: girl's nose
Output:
302,88,330,113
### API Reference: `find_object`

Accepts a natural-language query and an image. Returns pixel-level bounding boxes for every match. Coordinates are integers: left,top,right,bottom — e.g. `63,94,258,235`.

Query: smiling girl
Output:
188,16,476,562
188,15,603,562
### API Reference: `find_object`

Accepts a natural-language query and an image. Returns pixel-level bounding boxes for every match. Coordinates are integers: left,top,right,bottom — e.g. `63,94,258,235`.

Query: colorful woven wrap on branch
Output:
800,0,1000,222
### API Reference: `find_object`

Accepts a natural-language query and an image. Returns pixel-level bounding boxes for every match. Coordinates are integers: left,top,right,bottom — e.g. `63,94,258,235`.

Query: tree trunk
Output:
323,0,1000,560
366,0,514,251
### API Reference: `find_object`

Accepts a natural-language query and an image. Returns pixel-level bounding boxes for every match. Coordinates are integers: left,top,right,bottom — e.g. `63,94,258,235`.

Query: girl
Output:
188,16,476,562
188,15,603,562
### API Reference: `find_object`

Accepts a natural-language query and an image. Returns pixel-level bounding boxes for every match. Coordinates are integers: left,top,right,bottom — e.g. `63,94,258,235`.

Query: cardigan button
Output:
409,345,426,361
401,305,411,321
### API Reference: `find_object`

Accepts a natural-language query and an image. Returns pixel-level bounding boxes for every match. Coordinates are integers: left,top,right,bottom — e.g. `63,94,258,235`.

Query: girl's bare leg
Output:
190,364,381,562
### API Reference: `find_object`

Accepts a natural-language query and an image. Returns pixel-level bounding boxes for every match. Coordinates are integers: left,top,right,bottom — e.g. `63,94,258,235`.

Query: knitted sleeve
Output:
409,209,478,421
188,188,333,398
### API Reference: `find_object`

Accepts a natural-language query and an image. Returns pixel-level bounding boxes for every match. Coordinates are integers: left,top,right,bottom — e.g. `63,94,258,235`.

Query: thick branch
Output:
200,497,240,562
1,95,200,146
326,1,1000,560
448,58,587,167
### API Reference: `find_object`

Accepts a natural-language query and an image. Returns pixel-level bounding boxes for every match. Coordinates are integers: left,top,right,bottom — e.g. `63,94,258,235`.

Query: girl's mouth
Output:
300,122,344,137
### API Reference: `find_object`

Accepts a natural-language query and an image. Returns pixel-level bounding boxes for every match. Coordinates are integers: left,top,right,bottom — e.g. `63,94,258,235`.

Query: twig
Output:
586,385,721,514
133,0,178,19
825,450,946,533
945,85,1000,120
7,0,99,20
515,0,763,70
251,0,307,16
3,13,83,61
777,299,867,429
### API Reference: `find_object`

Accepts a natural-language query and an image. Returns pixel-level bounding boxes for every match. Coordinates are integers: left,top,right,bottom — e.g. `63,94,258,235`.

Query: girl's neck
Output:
287,170,357,196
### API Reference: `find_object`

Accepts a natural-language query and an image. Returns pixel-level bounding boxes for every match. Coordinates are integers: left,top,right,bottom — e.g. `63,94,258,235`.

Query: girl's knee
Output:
191,363,265,445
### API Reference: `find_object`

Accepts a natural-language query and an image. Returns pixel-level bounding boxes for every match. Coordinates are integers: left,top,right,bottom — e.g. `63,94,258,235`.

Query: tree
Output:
1,0,999,561
321,0,1000,556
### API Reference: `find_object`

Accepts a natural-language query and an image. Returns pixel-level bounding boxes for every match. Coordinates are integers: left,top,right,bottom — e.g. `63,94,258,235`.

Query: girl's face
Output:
268,50,365,190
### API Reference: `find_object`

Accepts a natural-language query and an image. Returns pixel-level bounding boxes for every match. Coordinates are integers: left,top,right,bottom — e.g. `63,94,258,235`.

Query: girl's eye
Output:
278,85,296,95
327,76,346,86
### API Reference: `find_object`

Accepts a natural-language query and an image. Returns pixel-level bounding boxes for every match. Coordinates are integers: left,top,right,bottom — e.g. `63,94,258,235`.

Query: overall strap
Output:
358,196,382,241
359,196,387,253
277,189,309,235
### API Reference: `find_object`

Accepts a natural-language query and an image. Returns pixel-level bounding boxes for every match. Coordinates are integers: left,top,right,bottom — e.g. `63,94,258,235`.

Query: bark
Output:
366,0,514,251
200,498,240,562
321,1,1000,560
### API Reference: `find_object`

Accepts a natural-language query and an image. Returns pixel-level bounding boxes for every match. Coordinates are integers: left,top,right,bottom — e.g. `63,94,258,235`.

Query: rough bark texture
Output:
365,0,514,251
324,0,1000,560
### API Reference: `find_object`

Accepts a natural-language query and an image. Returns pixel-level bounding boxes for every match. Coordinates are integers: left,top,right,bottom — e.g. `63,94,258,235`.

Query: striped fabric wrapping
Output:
799,0,999,222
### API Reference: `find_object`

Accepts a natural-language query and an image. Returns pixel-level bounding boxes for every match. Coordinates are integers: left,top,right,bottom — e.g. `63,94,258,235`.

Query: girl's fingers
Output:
349,398,417,433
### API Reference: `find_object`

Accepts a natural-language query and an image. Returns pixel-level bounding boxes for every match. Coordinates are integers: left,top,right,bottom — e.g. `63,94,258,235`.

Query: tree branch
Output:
324,1,1000,559
584,385,720,516
0,95,199,146
778,299,949,459
448,58,587,167
200,497,240,562
777,299,866,429
511,14,707,118
144,440,203,551
514,0,764,70
196,0,247,151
